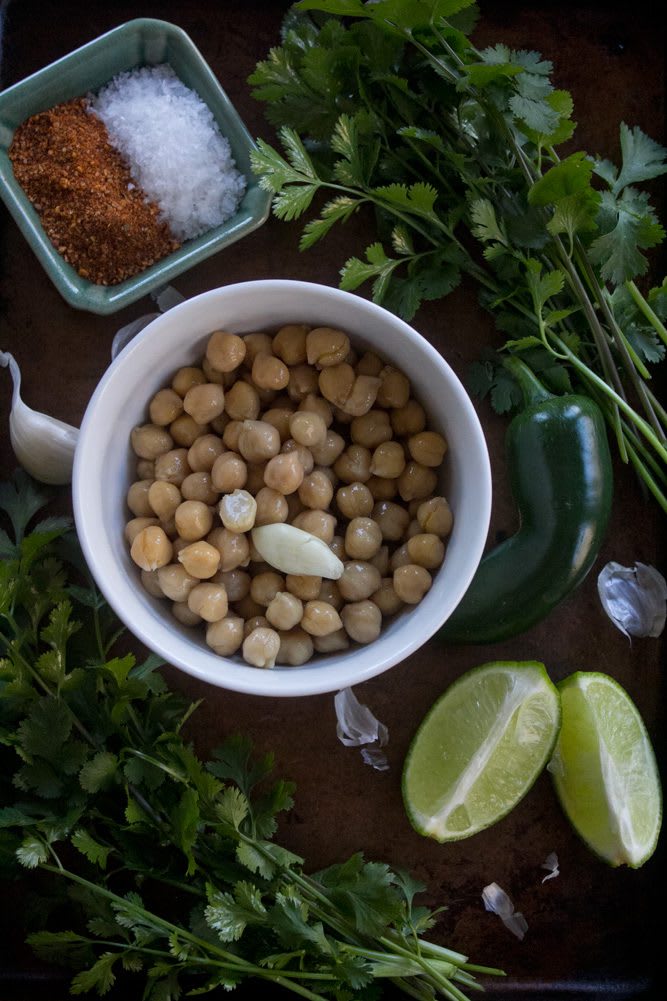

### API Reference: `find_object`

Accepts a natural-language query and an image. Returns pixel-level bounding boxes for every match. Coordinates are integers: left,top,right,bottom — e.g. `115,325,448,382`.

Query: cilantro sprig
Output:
0,473,503,1000
249,0,667,511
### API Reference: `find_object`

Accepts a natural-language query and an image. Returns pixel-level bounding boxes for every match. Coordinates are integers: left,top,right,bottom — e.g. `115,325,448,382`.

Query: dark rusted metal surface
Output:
0,1,664,998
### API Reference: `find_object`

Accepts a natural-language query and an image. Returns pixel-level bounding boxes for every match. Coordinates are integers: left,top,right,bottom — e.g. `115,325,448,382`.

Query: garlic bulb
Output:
1,350,79,485
251,523,344,579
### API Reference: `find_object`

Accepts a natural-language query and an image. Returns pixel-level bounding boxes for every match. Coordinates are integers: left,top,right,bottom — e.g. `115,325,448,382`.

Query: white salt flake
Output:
540,852,559,882
597,561,667,638
90,65,246,241
482,882,528,941
334,687,389,771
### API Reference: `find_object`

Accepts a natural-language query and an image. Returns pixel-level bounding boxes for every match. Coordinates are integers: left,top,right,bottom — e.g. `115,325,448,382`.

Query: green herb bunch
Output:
0,472,502,1001
249,0,667,509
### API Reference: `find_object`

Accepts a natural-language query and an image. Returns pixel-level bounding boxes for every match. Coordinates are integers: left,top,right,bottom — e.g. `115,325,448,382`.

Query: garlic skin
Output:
1,350,79,485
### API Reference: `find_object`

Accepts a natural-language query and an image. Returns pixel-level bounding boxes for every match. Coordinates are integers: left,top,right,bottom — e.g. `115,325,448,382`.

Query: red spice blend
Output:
9,98,180,285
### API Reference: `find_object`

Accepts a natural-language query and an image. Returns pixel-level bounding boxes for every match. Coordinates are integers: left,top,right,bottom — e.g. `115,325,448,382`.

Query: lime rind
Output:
402,661,561,843
550,671,662,868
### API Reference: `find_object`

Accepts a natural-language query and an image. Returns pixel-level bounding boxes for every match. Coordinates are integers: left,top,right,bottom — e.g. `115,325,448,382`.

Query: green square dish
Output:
0,18,270,315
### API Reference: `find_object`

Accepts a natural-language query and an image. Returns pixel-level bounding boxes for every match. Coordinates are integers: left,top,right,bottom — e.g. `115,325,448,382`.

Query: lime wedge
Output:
402,661,560,842
550,672,662,868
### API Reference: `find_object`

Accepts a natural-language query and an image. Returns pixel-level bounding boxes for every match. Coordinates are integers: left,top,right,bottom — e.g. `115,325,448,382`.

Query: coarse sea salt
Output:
90,65,246,242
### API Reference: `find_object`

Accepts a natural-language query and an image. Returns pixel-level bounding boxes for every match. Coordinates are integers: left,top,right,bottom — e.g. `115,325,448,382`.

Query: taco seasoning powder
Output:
8,97,179,285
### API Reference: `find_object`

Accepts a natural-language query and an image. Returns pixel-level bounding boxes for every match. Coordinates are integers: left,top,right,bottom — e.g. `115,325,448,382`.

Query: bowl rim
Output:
73,280,492,696
0,18,270,314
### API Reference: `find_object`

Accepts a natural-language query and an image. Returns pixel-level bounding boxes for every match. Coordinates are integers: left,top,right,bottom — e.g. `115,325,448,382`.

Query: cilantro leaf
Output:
589,188,665,285
612,122,667,196
71,828,111,869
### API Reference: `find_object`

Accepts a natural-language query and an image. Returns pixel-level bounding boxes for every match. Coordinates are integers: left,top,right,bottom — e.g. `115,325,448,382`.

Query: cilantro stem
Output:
626,280,667,347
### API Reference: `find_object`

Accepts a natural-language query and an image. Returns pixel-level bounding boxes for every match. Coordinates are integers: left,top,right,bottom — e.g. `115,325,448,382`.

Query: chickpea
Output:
277,627,314,666
242,616,268,638
289,410,327,448
370,441,406,479
393,564,432,604
219,489,257,533
183,383,225,425
298,393,333,427
306,327,350,368
407,533,445,570
329,536,347,561
172,536,191,559
314,465,338,489
372,500,410,541
273,324,309,365
292,510,337,544
170,414,207,447
175,500,213,542
301,600,343,636
188,434,224,472
181,472,218,505
243,332,274,367
206,615,244,656
286,364,319,403
417,496,453,537
345,517,383,560
264,452,304,495
372,578,404,617
255,486,289,526
370,545,390,576
338,561,382,602
262,406,294,441
130,526,173,572
177,540,221,579
377,366,410,409
233,594,265,620
202,357,225,386
350,409,392,449
356,351,384,377
405,518,422,541
335,481,373,520
126,516,159,545
391,399,426,436
225,381,260,421
237,420,281,463
281,439,314,475
390,543,411,571
242,626,281,668
223,420,243,452
367,475,397,501
157,563,198,602
141,568,165,599
210,412,229,436
313,628,350,653
136,459,155,480
131,424,173,460
408,431,448,467
206,330,246,372
310,429,345,467
318,363,354,408
298,470,334,510
285,574,321,601
250,571,285,607
252,352,290,391
333,445,372,484
211,451,247,493
127,479,154,517
245,462,268,495
154,448,190,486
172,602,202,627
340,375,381,417
149,388,183,426
172,366,206,397
341,600,382,644
285,493,305,522
214,569,251,603
397,461,438,502
160,515,178,539
266,591,303,631
187,582,229,622
317,579,343,611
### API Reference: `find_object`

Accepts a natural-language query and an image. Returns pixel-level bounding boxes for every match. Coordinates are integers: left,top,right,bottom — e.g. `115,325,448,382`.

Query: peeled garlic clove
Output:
1,350,79,485
251,523,344,579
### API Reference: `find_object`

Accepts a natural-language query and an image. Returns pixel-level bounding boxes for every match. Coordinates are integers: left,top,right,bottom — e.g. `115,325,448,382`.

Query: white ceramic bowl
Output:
73,280,491,697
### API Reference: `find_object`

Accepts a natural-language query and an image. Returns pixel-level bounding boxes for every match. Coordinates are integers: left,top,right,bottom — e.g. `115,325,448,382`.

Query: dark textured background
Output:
0,2,665,998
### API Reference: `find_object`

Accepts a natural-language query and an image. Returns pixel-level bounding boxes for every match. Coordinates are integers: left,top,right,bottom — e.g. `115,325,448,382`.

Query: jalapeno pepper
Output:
441,357,613,644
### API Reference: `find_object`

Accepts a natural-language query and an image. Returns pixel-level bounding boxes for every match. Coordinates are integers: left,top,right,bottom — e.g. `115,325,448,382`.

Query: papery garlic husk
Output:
251,523,344,579
482,882,528,941
1,350,79,485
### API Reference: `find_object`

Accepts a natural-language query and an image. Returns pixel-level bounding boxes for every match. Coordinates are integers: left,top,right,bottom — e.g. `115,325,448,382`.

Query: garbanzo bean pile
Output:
125,325,453,668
